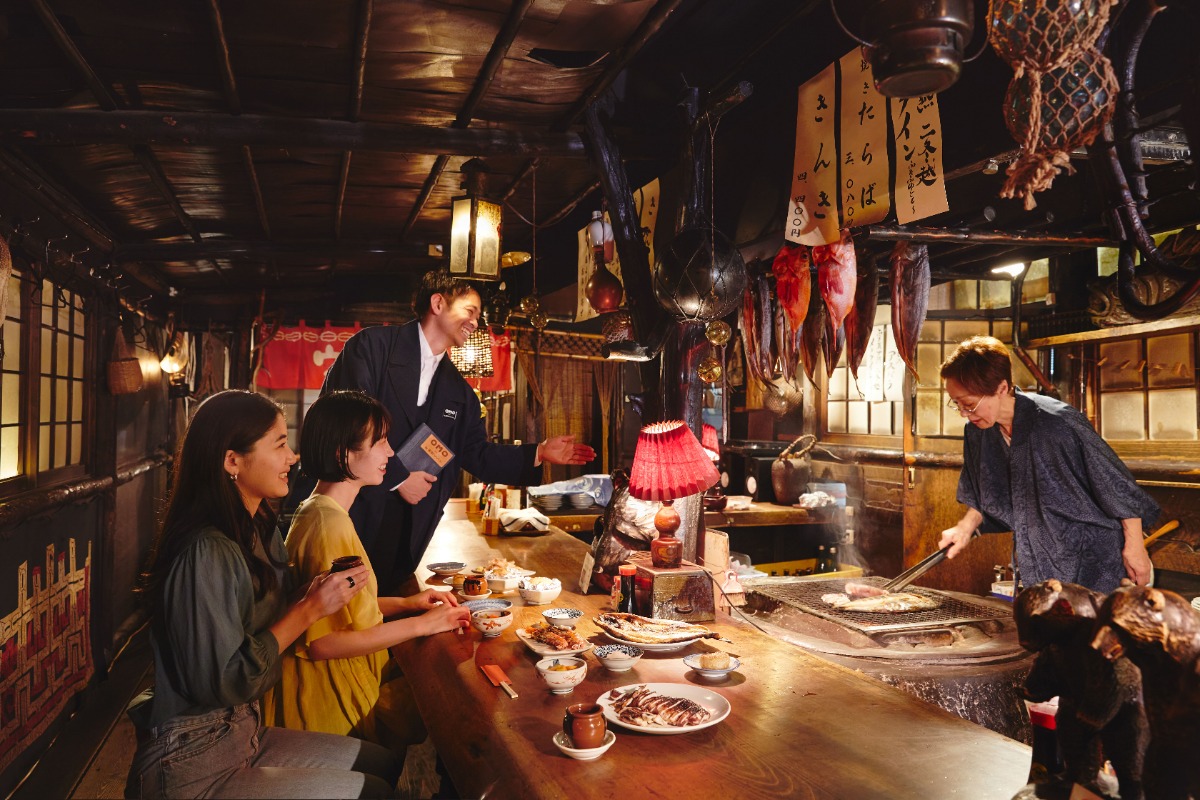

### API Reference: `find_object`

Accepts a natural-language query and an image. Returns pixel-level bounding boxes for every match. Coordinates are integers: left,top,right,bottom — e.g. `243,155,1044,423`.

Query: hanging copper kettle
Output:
771,434,817,507
860,0,976,97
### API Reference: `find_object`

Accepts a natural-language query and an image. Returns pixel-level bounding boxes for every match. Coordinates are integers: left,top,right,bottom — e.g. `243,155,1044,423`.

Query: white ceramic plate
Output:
515,627,594,657
682,652,741,680
597,683,731,735
472,566,536,576
600,631,703,653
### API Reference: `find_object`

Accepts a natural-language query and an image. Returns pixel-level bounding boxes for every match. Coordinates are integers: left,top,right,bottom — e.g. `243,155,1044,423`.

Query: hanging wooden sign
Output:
786,63,840,246
838,50,891,228
891,93,948,224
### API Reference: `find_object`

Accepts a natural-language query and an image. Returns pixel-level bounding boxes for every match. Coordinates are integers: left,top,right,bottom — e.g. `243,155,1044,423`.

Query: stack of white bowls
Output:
567,492,592,509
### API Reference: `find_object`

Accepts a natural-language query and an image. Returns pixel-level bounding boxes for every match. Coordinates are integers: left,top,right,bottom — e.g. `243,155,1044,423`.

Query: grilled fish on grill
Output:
608,685,712,727
821,591,940,613
593,612,718,644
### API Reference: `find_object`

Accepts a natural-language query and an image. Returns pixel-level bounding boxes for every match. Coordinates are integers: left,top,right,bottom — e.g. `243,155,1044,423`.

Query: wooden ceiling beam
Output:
335,0,374,242
30,2,227,282
114,239,435,262
401,0,534,240
1,109,591,158
501,0,686,202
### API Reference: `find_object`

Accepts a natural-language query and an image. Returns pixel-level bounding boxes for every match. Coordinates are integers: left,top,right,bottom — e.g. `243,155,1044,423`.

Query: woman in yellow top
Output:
263,391,471,746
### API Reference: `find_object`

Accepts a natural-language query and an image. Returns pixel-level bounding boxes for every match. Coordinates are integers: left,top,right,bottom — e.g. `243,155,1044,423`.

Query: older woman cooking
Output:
937,336,1159,593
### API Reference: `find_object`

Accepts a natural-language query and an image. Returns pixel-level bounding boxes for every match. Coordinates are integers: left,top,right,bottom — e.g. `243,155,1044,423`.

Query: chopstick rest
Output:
480,664,519,699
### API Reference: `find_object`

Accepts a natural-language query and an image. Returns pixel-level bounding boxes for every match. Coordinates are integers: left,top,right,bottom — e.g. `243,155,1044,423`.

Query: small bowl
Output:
519,578,562,606
683,652,741,680
724,495,752,511
552,730,616,761
464,598,513,614
542,608,583,629
593,644,643,673
535,656,587,694
471,609,514,638
486,574,520,593
426,561,466,577
457,588,492,603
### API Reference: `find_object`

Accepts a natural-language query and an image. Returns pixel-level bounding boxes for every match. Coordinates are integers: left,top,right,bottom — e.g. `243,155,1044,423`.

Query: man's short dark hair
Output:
300,391,391,482
413,270,480,319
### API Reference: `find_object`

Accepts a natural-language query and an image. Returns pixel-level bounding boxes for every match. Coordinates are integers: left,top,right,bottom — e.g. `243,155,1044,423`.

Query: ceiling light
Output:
991,262,1026,278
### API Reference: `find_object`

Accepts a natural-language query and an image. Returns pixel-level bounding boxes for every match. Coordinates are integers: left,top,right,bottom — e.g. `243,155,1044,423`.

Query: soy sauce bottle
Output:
618,564,637,613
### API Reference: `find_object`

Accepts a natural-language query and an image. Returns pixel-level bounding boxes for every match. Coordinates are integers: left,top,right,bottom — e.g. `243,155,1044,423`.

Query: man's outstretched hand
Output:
537,435,595,466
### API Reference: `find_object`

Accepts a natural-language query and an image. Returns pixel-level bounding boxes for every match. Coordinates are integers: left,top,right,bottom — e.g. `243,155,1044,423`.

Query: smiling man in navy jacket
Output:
287,270,595,592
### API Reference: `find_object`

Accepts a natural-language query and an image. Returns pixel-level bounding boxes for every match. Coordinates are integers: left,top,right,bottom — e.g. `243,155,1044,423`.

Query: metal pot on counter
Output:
771,434,816,506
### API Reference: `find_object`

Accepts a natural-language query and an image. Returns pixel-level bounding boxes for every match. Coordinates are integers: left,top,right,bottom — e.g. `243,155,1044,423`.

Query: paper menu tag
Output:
579,552,596,595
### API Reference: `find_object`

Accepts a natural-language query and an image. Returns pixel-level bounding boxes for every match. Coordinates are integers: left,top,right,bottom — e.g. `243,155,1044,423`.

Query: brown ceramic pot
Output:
563,703,607,749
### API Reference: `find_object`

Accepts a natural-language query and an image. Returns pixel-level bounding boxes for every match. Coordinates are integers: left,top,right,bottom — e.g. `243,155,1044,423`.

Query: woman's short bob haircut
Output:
940,336,1014,398
299,391,391,482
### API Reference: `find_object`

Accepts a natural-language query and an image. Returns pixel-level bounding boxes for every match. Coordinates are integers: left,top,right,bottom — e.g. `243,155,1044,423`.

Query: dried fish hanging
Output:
989,0,1119,209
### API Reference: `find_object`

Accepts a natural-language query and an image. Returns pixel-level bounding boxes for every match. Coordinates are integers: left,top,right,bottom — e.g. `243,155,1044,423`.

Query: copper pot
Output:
863,0,975,97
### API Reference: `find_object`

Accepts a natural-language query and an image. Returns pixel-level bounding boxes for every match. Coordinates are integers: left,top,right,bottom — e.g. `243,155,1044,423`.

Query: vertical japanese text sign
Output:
891,93,948,223
786,63,840,246
838,50,891,227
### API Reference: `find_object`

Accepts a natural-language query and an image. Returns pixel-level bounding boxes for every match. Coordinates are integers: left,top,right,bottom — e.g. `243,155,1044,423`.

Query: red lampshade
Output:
700,424,720,462
628,421,720,502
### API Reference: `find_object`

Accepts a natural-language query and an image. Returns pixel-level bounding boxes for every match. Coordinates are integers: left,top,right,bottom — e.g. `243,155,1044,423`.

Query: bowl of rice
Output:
519,576,562,605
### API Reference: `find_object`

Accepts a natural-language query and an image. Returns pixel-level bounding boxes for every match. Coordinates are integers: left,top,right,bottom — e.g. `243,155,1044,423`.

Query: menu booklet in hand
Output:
389,423,454,490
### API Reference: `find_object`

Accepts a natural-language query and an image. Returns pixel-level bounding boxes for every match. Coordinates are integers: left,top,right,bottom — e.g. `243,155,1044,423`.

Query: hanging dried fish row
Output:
890,241,930,378
845,254,880,384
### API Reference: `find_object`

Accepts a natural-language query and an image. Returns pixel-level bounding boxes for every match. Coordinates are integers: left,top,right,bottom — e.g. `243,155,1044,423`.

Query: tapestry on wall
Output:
0,538,92,780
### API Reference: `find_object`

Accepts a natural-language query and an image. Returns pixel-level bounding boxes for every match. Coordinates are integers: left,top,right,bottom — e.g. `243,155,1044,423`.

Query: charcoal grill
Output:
751,576,1010,635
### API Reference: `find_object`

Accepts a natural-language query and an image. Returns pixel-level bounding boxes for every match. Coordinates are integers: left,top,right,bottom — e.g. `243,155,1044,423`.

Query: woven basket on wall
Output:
108,331,144,395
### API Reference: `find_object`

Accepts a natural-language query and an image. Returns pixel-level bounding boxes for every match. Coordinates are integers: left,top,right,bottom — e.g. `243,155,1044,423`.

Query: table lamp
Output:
700,423,727,512
628,421,720,568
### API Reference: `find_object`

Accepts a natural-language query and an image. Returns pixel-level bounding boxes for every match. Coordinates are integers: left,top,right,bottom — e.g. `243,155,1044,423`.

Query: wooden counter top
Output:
548,501,827,533
392,520,1031,800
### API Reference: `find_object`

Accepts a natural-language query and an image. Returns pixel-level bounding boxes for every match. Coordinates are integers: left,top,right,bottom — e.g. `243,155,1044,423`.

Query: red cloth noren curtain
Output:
475,332,512,393
255,321,360,389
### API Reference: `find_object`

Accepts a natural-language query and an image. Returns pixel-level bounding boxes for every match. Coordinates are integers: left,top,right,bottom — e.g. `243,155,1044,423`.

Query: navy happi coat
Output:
957,391,1159,593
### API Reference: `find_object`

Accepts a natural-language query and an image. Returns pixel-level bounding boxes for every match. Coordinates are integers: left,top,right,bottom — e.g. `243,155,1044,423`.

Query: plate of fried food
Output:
516,622,594,657
597,683,730,735
472,557,535,577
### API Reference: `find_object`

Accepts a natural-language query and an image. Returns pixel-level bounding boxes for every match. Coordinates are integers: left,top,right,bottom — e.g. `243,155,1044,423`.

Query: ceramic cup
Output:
563,702,607,749
462,575,489,596
330,555,363,573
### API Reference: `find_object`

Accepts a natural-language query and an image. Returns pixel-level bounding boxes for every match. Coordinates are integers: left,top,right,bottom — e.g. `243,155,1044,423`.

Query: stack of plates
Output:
534,493,563,512
568,492,592,509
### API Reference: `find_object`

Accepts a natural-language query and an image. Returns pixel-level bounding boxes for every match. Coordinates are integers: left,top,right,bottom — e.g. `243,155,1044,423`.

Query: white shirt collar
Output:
417,322,445,366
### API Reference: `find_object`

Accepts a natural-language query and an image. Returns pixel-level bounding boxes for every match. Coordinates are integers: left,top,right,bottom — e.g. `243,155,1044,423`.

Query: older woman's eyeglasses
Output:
946,395,986,415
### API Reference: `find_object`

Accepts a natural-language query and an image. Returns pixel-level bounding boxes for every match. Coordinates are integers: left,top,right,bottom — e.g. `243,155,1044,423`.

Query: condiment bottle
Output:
816,544,828,573
827,545,838,572
618,565,637,613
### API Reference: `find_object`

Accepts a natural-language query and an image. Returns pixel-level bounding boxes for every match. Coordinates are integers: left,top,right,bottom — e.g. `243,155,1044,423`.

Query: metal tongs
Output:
882,530,979,592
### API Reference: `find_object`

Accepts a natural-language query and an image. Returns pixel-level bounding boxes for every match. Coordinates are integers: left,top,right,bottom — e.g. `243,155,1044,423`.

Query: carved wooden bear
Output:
1015,579,1147,799
1093,583,1200,800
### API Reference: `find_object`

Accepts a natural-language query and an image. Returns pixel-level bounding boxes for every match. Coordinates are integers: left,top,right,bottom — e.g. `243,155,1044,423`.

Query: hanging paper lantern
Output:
1001,49,1117,206
988,0,1114,69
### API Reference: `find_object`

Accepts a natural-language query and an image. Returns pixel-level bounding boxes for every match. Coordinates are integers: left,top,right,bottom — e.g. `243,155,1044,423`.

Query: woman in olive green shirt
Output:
125,390,400,799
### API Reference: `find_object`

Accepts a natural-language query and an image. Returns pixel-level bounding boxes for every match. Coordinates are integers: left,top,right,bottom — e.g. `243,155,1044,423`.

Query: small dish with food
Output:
485,573,521,594
518,577,562,605
683,651,741,680
542,608,583,629
425,561,466,577
593,644,643,673
471,609,513,638
535,656,587,694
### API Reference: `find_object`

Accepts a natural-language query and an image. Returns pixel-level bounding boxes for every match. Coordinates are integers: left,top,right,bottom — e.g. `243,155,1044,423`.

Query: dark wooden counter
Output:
392,520,1031,800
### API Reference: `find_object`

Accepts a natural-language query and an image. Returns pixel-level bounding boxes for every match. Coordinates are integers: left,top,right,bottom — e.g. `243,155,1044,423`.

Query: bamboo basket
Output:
108,331,144,395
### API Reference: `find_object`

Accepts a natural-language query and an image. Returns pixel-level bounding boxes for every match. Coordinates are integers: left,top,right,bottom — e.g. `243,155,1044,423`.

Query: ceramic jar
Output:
563,703,607,749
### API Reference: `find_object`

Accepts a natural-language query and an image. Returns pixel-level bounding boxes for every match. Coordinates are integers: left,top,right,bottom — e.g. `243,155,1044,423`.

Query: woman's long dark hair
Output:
141,390,289,611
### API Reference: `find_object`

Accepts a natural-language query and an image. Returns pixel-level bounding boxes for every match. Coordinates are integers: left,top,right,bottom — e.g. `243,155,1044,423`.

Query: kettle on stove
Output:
771,434,817,507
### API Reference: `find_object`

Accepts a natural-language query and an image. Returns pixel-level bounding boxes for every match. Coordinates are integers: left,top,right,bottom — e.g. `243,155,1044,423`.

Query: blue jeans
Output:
125,702,400,798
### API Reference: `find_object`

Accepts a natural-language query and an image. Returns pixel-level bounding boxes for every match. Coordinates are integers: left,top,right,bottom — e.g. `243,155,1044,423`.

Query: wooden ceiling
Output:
0,0,1194,325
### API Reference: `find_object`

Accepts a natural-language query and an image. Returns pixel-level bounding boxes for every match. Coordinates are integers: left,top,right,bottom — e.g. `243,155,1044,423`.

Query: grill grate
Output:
751,577,1012,634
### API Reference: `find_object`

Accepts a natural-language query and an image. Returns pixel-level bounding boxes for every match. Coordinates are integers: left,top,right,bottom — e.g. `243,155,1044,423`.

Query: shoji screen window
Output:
38,280,87,473
1,267,22,480
1099,333,1197,442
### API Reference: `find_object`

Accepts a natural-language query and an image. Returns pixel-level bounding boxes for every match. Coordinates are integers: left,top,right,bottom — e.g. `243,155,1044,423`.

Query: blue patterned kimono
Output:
957,391,1160,593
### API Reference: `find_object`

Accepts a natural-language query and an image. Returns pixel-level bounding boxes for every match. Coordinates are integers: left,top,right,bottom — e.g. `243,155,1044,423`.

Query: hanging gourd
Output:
989,0,1119,209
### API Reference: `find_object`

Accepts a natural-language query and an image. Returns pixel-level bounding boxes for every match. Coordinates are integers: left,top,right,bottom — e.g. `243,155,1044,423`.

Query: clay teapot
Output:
771,434,817,507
